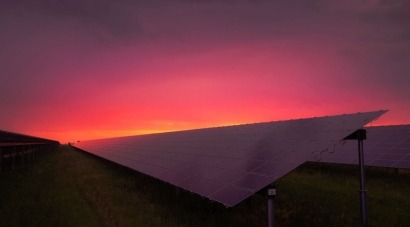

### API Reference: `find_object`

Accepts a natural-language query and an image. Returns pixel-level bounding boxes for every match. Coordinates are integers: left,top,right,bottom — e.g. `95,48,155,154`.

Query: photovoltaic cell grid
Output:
317,125,410,169
73,110,386,207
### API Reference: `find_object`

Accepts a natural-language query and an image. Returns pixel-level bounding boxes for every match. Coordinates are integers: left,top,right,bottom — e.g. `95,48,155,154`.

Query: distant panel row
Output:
317,125,410,169
0,130,59,145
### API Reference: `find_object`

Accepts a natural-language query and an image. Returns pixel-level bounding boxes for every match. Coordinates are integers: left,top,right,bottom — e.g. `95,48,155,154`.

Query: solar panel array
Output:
317,125,410,169
73,110,386,207
0,130,60,173
0,130,59,145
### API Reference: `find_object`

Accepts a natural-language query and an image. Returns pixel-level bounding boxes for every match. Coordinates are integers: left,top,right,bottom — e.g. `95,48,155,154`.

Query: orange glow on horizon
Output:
23,109,409,144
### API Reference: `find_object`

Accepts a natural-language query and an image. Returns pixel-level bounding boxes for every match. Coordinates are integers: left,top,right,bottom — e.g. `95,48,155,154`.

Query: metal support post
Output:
358,138,368,226
267,186,276,227
345,128,368,226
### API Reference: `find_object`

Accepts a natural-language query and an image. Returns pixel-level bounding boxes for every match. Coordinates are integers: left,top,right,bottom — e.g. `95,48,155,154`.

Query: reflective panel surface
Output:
74,110,386,207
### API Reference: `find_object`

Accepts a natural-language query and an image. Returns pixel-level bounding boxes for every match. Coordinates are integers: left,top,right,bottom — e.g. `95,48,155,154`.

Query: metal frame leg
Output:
267,186,276,227
358,139,368,226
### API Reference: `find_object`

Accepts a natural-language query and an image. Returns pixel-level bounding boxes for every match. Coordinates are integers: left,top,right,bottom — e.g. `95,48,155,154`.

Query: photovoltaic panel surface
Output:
317,125,410,169
73,110,386,207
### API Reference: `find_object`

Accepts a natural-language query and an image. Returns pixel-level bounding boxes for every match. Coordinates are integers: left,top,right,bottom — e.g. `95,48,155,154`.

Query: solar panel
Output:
0,130,59,144
317,125,410,169
73,110,386,207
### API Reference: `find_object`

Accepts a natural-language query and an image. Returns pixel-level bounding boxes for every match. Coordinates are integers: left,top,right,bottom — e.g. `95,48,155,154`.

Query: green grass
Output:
1,145,409,226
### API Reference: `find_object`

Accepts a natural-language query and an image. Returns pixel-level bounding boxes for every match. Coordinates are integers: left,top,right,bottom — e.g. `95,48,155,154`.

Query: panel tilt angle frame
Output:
344,129,368,226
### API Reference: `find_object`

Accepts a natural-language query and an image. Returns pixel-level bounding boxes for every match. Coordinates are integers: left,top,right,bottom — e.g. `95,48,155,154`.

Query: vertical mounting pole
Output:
345,128,368,226
267,186,276,227
358,136,368,226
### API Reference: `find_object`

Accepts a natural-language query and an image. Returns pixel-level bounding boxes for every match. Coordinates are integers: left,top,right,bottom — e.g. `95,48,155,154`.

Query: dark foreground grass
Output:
1,145,409,226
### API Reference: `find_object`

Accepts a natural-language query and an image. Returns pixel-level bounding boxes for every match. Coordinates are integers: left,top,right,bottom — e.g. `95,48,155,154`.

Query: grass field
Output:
1,145,409,226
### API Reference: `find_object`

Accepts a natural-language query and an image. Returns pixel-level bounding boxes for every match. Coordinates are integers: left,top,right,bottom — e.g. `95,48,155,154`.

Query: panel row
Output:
74,110,386,206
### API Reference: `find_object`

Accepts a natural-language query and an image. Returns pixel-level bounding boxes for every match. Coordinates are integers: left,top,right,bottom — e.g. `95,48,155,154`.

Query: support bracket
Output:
345,129,368,226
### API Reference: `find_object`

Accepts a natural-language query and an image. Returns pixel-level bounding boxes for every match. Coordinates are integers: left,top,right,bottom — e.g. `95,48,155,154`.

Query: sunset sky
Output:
1,0,409,143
